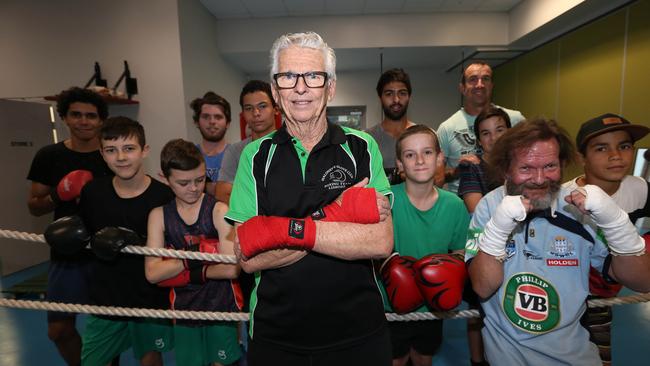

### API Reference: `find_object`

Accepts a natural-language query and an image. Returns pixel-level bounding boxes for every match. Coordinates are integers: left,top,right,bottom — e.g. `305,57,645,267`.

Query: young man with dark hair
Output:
379,125,469,366
366,68,416,184
145,138,243,366
27,86,112,365
564,113,650,365
190,92,232,196
437,62,525,194
215,80,278,203
77,116,175,365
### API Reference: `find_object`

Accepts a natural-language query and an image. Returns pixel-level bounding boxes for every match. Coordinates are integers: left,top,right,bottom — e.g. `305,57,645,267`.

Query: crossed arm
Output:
235,191,393,273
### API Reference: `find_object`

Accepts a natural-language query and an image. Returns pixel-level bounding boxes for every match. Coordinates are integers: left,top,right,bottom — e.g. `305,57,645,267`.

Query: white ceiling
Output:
200,0,523,19
199,0,632,76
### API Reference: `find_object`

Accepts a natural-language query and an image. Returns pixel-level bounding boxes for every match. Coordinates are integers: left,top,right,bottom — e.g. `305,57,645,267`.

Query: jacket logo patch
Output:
503,273,560,334
548,236,575,258
288,219,305,239
546,259,579,266
505,235,516,259
523,250,542,260
321,165,354,190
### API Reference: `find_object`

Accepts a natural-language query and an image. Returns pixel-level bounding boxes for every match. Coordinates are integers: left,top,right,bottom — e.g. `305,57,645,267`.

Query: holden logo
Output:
503,273,560,333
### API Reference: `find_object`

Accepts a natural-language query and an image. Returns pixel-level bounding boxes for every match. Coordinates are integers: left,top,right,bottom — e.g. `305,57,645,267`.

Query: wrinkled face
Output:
396,132,442,184
167,164,206,205
64,102,102,141
506,138,562,210
100,135,148,180
272,46,336,125
242,91,276,136
380,81,410,121
582,130,635,184
477,116,508,154
460,64,493,107
196,104,229,142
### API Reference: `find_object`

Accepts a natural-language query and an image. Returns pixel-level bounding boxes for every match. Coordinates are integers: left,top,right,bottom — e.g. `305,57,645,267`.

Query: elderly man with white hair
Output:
226,32,394,366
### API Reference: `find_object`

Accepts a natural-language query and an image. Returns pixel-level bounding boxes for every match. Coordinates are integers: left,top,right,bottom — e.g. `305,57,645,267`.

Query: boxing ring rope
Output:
2,227,650,322
0,228,237,264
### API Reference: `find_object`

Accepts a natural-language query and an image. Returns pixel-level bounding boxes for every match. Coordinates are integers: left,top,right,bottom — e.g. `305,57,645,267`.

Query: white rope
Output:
0,299,248,321
0,229,46,243
3,228,650,321
121,246,237,264
386,309,480,321
0,228,237,264
1,293,649,322
588,292,650,307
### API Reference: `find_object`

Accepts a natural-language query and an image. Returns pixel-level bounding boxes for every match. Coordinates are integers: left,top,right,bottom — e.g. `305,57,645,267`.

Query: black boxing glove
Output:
44,215,91,256
92,226,143,261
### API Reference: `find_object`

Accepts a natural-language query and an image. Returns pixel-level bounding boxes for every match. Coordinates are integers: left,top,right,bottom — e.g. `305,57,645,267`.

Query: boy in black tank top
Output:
78,117,174,365
145,139,243,366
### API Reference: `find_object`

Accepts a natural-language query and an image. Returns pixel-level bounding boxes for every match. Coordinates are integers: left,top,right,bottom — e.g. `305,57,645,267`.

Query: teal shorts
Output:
174,322,241,366
81,315,173,365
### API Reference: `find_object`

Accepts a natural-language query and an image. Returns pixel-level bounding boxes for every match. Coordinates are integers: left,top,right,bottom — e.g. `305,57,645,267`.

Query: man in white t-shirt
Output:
437,62,525,193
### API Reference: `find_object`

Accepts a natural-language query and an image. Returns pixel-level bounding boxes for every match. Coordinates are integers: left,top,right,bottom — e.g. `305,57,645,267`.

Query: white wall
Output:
0,0,249,274
334,68,461,129
252,66,460,131
0,0,187,175
177,0,246,144
216,12,510,53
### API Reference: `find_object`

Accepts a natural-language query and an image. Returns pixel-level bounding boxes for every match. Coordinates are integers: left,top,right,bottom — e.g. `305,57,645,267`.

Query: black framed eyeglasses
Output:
273,71,328,89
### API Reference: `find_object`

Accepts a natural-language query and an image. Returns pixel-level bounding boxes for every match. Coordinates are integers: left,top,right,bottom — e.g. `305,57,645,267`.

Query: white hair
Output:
269,31,337,83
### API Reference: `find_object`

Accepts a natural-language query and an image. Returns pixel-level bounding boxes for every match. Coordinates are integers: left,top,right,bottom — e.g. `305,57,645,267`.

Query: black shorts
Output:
247,328,391,366
46,259,91,321
388,319,443,358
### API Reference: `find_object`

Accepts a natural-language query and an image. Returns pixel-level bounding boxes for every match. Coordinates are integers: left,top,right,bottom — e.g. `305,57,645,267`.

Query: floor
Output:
1,262,649,366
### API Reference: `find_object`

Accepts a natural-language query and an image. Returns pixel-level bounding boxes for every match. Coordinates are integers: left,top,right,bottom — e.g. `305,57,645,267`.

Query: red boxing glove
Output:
380,253,425,314
55,170,93,202
311,187,380,224
237,216,316,259
413,254,467,311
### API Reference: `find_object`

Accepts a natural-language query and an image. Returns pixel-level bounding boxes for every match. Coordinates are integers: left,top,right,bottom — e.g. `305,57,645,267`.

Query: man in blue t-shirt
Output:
466,118,650,365
190,92,231,196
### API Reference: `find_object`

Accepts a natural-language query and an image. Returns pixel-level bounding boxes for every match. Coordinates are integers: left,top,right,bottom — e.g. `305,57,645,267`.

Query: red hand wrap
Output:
237,216,316,259
311,187,380,224
413,254,467,311
157,266,207,287
158,269,190,287
380,253,425,314
57,170,93,202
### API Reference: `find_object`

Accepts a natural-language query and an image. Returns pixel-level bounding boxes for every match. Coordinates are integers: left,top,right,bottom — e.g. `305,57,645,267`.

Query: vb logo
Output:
503,273,560,333
515,285,548,321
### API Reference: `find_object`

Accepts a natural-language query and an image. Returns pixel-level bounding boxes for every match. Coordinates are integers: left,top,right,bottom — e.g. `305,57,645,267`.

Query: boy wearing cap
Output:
563,113,650,365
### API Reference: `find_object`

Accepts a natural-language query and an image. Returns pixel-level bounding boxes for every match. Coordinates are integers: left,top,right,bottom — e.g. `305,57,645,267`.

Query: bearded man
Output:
465,118,650,365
